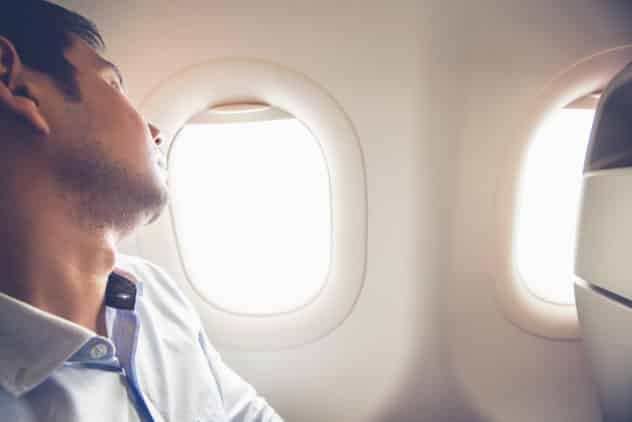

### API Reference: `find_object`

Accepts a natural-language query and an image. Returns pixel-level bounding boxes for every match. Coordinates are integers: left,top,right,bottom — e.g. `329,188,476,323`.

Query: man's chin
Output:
144,188,169,226
145,204,166,225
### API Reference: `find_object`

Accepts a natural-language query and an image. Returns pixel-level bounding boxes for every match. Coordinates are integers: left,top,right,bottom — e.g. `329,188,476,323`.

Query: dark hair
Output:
0,0,104,100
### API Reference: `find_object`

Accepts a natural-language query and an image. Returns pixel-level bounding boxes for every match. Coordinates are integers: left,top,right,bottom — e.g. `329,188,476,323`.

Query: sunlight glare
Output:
515,108,595,305
170,118,332,315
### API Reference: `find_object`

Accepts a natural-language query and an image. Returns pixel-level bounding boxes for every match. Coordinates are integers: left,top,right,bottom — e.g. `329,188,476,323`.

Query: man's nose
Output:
149,123,164,146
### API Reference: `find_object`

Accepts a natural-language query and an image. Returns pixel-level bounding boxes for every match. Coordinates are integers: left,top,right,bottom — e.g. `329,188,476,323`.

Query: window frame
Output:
494,45,632,339
135,59,367,350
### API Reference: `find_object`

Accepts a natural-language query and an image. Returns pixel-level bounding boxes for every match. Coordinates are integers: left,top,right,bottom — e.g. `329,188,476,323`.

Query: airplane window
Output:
515,98,596,306
169,105,331,315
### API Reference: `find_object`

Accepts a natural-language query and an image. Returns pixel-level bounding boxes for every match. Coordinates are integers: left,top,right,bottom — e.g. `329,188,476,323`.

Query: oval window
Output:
515,94,598,305
169,104,332,315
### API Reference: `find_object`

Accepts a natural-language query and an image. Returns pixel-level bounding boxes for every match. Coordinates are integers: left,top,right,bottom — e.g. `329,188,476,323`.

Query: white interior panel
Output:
576,169,632,299
575,280,632,421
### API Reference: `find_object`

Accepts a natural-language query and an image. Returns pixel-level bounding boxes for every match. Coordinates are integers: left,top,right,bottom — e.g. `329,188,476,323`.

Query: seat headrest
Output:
575,62,632,298
585,62,632,173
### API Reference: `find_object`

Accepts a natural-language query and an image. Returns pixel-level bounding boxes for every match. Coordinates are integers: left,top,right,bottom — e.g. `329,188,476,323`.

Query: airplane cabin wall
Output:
447,1,632,422
57,1,632,421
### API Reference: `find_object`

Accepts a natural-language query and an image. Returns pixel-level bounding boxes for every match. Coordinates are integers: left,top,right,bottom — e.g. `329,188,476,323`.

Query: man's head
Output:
0,0,168,237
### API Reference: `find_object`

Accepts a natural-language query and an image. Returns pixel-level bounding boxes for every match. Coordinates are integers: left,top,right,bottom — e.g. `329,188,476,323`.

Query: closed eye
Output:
108,77,125,94
96,56,126,92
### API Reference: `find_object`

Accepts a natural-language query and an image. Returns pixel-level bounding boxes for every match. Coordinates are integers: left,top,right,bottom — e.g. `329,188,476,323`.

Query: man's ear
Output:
0,36,50,136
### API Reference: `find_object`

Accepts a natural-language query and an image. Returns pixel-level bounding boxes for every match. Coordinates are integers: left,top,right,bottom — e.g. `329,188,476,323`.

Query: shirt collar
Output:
0,268,140,397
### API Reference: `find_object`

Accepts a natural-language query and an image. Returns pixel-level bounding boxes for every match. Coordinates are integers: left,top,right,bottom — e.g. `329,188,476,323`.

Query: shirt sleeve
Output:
198,330,284,422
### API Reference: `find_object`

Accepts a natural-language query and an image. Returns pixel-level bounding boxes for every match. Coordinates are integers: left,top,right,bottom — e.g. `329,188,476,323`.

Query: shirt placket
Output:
112,308,159,422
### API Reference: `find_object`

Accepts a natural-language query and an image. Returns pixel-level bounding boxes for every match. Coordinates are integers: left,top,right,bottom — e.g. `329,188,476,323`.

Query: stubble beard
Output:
51,139,169,235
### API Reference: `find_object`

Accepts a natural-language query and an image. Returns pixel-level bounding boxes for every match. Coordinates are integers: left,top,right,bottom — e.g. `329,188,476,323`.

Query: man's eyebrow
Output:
97,57,125,89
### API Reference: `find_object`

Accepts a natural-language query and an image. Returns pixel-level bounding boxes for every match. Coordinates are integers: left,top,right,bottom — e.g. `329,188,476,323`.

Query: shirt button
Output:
90,343,109,360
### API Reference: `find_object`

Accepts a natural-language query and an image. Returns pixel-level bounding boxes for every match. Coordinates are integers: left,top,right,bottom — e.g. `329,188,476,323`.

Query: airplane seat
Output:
575,62,632,422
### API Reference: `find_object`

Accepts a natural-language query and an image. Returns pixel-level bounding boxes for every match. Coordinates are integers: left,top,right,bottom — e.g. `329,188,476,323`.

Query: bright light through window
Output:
170,116,332,315
515,108,595,305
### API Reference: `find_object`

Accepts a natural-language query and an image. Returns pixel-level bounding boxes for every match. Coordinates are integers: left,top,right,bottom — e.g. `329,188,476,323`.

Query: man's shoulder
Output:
113,253,201,327
113,253,174,291
114,252,170,282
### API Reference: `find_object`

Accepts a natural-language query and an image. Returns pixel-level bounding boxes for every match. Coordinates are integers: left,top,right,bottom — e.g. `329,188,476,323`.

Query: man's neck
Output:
1,235,116,337
0,163,121,337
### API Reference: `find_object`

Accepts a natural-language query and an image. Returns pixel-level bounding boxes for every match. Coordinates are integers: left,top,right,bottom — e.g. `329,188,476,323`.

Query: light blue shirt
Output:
0,254,283,422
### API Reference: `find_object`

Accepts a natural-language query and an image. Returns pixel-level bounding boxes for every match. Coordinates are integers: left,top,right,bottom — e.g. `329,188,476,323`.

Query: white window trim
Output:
494,45,632,339
136,59,367,350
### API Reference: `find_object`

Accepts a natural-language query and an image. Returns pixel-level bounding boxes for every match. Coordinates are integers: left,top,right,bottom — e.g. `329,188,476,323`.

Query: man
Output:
0,1,283,421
